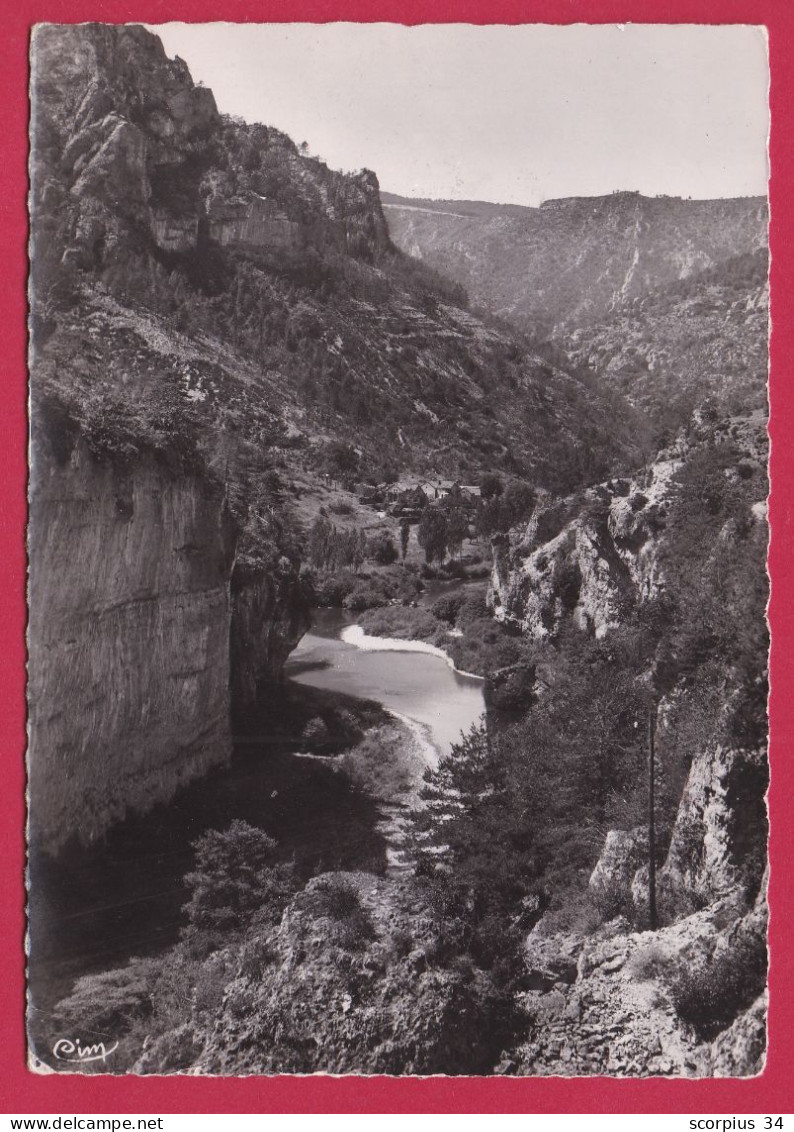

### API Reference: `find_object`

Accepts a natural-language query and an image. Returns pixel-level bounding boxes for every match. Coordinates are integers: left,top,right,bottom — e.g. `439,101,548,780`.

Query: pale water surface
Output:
286,609,485,757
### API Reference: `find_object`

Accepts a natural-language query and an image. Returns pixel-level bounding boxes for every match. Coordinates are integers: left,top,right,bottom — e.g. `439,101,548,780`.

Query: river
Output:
28,604,485,1021
286,607,485,758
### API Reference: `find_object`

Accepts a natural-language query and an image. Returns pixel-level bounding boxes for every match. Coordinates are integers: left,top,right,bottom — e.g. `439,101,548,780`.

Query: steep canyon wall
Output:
28,442,309,855
28,444,236,853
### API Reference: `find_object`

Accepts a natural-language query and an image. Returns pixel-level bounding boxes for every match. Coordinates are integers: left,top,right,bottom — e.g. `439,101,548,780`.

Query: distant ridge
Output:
382,189,768,342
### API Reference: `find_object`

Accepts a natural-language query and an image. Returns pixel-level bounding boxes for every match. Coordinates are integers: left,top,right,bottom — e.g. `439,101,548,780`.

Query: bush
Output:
367,533,398,565
328,498,354,516
312,878,376,949
182,821,297,948
432,593,465,625
664,928,767,1039
343,583,390,612
314,570,357,607
51,959,157,1039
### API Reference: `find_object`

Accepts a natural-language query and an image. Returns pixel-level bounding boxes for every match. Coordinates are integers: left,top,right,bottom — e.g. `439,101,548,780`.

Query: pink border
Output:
3,0,792,1113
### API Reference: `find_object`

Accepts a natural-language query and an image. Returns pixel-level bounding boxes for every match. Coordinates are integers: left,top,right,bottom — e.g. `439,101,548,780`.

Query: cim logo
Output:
52,1038,119,1065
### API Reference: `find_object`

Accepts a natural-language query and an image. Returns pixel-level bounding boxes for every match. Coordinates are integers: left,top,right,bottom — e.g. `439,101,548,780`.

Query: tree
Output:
418,505,448,565
182,820,296,945
307,515,333,569
480,473,503,502
446,507,469,559
324,441,359,484
399,519,410,562
502,480,535,527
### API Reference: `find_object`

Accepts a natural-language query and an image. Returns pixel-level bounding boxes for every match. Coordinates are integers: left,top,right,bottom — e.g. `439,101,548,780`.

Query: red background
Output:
2,0,792,1114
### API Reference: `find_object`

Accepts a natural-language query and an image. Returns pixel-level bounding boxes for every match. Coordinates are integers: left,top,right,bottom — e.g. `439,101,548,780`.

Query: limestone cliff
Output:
27,441,236,854
28,428,311,854
30,23,392,280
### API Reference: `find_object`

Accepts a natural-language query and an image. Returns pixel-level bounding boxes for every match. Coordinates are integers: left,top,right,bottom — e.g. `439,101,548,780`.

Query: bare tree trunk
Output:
648,703,658,930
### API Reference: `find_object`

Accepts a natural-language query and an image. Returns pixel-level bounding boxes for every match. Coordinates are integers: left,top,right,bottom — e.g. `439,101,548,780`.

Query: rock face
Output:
28,436,311,854
28,443,236,854
230,566,311,713
490,447,682,640
516,738,768,1077
659,745,769,914
31,23,392,274
489,409,768,641
382,190,768,340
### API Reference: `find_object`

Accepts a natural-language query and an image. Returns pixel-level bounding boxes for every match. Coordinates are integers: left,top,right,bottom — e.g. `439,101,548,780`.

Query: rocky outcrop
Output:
207,195,303,253
589,829,648,911
28,442,236,854
490,446,681,639
584,740,768,922
517,894,764,1077
31,24,219,271
132,871,516,1076
513,734,768,1077
31,24,392,274
659,745,769,914
489,410,768,642
230,565,311,713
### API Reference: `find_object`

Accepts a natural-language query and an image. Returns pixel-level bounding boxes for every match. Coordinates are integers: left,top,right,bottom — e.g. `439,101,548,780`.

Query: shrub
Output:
552,559,582,614
328,498,354,516
312,878,376,949
358,604,442,643
320,878,362,919
367,533,398,565
343,584,390,612
432,593,465,625
182,821,296,948
664,928,767,1039
51,959,157,1039
314,570,357,607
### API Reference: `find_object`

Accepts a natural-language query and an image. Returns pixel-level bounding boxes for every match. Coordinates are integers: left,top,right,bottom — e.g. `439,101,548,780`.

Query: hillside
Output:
31,24,641,498
381,190,768,342
560,249,769,435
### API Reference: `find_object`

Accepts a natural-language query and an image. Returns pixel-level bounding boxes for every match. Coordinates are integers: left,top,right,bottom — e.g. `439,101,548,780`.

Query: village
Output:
355,477,482,521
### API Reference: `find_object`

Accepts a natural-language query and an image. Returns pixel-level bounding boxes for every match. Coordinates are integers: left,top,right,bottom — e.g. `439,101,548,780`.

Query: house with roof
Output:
419,478,457,502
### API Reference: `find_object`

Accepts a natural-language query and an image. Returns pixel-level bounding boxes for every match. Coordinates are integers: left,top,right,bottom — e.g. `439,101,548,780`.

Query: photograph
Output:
25,19,770,1079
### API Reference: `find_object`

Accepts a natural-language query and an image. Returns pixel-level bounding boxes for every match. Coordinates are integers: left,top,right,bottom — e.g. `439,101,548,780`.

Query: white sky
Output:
150,22,769,206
